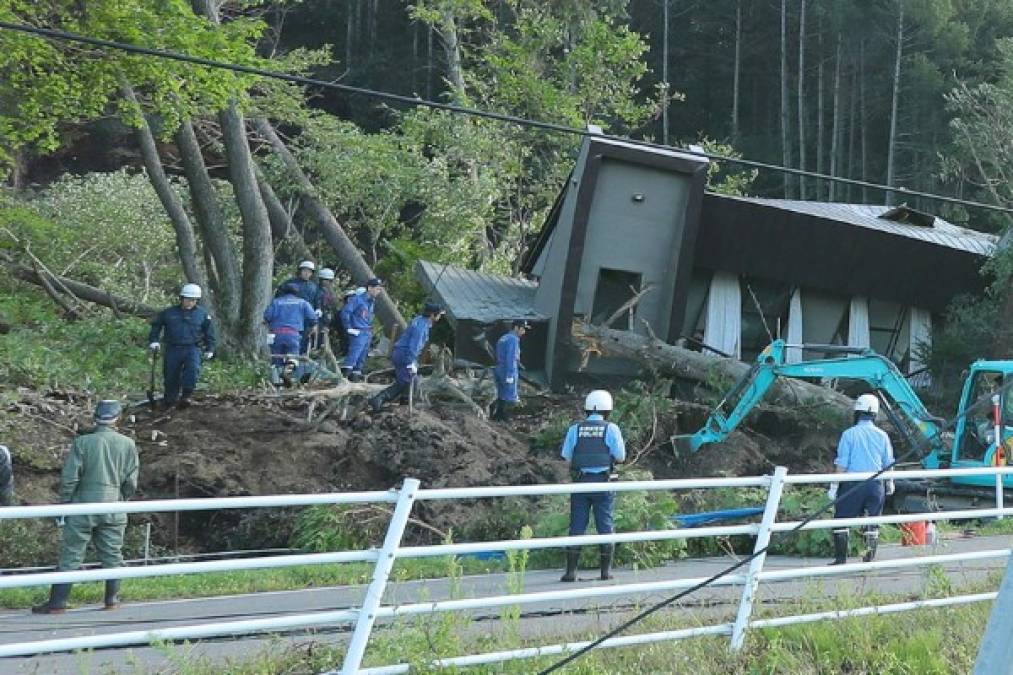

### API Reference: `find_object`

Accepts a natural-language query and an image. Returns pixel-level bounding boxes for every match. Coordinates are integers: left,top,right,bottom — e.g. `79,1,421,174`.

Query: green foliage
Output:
289,504,387,552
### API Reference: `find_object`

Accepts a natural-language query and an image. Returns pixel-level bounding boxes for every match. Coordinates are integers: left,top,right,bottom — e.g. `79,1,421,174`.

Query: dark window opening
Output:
739,277,792,362
591,268,642,330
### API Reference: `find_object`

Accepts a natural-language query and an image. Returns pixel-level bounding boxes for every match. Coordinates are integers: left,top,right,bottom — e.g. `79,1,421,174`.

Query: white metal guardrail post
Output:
730,465,788,650
341,478,421,675
997,472,1005,522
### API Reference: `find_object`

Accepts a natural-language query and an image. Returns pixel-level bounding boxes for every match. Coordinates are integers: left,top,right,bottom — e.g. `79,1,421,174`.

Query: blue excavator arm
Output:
681,340,948,467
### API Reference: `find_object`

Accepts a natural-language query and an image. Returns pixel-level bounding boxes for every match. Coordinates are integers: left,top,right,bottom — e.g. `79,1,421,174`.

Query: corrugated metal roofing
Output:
416,260,544,323
722,196,997,256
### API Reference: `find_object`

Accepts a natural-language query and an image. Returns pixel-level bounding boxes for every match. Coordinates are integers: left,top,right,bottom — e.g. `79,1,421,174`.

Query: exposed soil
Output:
3,386,842,552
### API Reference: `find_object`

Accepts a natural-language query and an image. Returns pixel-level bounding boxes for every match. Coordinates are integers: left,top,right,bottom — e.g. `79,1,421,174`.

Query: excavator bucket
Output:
671,434,702,455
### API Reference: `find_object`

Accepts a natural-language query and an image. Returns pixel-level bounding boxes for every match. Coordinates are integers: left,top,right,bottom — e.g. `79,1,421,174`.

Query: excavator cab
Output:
950,364,1013,488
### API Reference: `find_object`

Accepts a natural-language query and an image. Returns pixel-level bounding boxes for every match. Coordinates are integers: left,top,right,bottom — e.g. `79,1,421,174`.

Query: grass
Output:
144,581,994,675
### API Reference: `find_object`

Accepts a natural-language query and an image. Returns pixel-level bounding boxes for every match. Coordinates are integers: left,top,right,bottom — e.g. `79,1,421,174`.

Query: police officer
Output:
342,278,384,382
278,260,322,309
369,301,445,412
491,320,529,423
263,281,318,369
560,390,626,582
148,284,216,408
33,400,139,614
827,394,895,565
0,443,13,506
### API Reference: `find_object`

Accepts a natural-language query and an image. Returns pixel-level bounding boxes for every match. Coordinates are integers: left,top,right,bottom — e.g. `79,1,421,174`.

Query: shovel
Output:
146,350,159,408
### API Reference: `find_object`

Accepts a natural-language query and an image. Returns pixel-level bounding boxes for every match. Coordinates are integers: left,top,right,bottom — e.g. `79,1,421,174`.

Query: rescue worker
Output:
277,260,322,309
315,268,338,350
560,390,626,582
369,301,445,412
827,394,895,565
335,288,359,357
0,443,13,506
342,278,384,382
263,281,318,370
148,284,216,408
33,400,139,614
491,320,530,422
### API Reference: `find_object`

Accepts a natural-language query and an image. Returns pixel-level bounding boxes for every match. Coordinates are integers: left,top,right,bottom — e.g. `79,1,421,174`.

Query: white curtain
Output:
785,288,803,363
704,271,741,359
909,307,933,385
848,296,871,350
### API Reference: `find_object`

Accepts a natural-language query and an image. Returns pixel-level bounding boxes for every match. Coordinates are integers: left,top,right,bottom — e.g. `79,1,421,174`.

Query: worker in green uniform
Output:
32,400,139,614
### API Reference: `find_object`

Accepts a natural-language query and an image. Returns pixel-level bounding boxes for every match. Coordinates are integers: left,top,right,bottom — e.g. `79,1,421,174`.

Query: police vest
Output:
571,420,613,470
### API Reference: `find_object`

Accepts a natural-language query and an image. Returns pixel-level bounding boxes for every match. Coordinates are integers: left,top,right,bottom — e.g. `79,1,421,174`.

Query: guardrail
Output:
1,466,1012,673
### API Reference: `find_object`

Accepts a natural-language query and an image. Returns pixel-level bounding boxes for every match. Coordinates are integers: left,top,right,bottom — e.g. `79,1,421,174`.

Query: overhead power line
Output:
1,20,1012,219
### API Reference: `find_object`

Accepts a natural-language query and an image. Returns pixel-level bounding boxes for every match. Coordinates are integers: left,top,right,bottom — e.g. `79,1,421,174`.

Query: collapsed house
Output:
418,133,997,389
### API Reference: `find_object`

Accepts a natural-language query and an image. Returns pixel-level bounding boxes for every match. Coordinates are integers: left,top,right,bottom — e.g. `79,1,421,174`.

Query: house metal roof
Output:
416,260,544,324
720,196,997,256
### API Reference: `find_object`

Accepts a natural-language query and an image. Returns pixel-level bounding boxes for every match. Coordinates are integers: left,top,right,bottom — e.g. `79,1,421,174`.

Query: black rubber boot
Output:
178,390,193,408
829,530,849,565
32,583,72,615
349,372,364,383
862,529,879,563
489,400,502,421
369,385,396,413
103,580,122,610
599,544,615,580
560,548,580,582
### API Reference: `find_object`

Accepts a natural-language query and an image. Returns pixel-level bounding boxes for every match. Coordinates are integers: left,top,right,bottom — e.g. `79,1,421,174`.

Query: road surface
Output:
3,533,1010,674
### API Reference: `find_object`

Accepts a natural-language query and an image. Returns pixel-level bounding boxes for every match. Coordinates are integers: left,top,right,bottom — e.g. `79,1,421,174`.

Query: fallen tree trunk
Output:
575,323,853,412
1,252,158,319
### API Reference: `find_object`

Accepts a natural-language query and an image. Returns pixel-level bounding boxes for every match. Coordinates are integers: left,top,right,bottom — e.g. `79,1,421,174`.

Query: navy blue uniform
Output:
342,293,375,377
561,416,626,536
369,315,433,409
149,305,216,403
277,277,321,309
263,294,318,365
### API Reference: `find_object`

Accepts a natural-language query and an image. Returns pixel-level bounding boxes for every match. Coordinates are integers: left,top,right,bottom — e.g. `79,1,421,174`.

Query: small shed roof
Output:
416,260,544,324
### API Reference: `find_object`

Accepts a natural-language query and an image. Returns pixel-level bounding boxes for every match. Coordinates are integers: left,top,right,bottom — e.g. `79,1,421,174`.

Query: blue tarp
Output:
673,507,764,528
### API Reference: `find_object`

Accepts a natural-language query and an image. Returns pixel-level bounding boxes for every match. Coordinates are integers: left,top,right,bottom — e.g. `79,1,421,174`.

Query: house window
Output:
739,276,792,362
591,268,642,330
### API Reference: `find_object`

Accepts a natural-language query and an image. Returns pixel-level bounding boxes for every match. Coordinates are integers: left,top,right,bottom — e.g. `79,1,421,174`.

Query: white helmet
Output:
179,283,202,299
854,394,879,415
318,268,335,280
584,390,614,413
298,260,316,271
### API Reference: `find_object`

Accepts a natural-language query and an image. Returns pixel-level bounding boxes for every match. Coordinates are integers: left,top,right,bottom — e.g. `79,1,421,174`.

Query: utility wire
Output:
537,382,1013,674
1,20,1012,219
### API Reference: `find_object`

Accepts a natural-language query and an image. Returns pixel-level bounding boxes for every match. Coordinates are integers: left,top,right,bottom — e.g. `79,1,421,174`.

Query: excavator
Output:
679,340,1013,511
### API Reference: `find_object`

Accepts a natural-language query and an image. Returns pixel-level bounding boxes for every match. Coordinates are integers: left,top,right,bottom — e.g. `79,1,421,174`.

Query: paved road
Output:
4,534,1011,674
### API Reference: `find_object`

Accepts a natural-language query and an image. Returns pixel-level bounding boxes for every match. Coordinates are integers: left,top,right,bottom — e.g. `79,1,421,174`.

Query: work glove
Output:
148,342,160,352
347,328,361,336
505,377,515,384
408,362,418,374
54,516,65,528
827,482,839,500
266,333,275,346
886,479,896,496
315,309,323,318
203,351,214,361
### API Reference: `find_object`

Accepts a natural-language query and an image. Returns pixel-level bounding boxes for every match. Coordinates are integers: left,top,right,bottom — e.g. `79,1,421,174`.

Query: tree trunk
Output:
797,0,807,199
816,22,825,199
828,33,842,201
731,0,741,142
219,105,274,350
860,38,868,203
254,119,406,332
886,0,905,206
175,119,241,327
662,0,670,145
121,83,205,293
846,66,858,202
254,165,314,261
575,323,853,413
426,24,434,100
438,7,466,99
780,0,793,198
345,0,354,73
2,251,158,318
